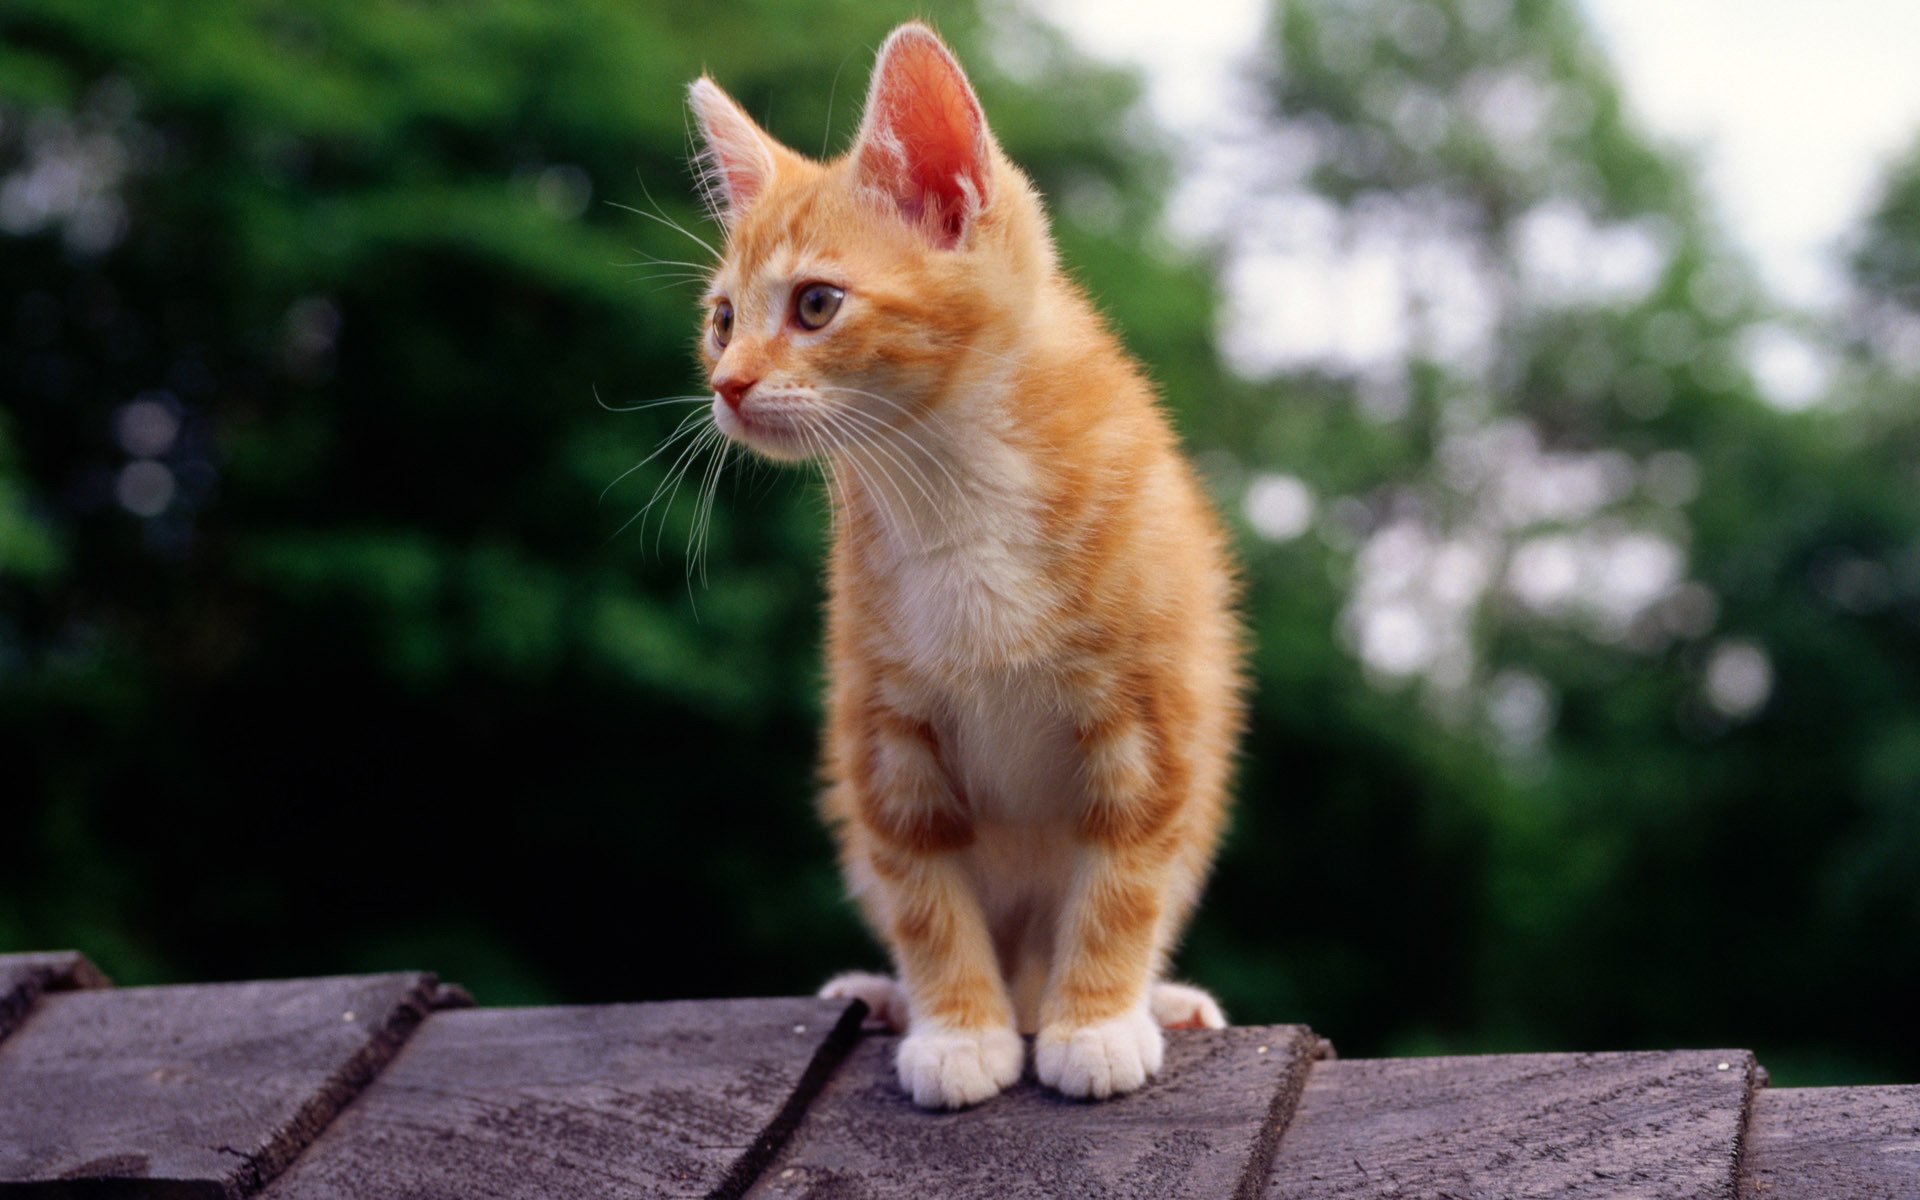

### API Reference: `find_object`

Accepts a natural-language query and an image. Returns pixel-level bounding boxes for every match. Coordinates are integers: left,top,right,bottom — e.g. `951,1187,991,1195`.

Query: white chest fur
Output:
847,395,1089,1023
941,668,1083,1030
885,540,1051,676
862,401,1056,670
937,666,1080,819
872,495,1086,1015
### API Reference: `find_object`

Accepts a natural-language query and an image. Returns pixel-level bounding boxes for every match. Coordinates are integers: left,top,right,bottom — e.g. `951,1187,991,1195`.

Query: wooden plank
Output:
748,1024,1322,1200
1265,1050,1758,1200
0,972,437,1199
1738,1085,1920,1199
260,997,867,1200
0,952,109,1045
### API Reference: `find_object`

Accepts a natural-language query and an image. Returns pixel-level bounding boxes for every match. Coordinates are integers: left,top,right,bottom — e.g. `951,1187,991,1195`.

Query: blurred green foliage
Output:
1,0,1915,1085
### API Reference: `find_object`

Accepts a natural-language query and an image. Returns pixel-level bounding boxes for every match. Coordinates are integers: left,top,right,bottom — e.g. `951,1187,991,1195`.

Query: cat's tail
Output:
1149,981,1228,1030
819,971,908,1031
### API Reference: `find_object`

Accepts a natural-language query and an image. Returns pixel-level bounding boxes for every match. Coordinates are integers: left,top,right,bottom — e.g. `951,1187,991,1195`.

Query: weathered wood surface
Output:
748,1024,1322,1200
262,997,866,1200
1264,1050,1758,1200
0,952,109,1046
0,950,1914,1200
1739,1084,1920,1199
0,972,437,1199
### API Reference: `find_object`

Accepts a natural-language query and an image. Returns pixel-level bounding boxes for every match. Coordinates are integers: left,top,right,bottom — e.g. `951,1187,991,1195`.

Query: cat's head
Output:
686,23,1048,463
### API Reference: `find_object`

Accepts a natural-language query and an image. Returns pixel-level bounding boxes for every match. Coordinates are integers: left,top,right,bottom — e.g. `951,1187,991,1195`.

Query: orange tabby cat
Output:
686,23,1244,1108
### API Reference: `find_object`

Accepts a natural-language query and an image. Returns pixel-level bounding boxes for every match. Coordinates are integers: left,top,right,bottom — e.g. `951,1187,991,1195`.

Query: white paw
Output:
894,1025,1022,1109
1150,981,1227,1030
818,971,907,1031
1035,1006,1164,1100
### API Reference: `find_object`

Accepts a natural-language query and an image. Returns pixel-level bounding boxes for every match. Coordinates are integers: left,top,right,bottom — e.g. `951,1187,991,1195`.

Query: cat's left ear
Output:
852,23,994,249
688,76,782,227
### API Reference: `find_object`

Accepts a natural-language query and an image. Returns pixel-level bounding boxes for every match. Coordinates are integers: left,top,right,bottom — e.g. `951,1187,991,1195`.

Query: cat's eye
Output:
711,300,734,348
794,283,845,331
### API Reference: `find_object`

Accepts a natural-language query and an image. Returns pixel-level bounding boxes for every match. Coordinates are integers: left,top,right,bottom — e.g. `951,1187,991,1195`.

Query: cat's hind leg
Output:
819,971,908,1031
1150,981,1226,1030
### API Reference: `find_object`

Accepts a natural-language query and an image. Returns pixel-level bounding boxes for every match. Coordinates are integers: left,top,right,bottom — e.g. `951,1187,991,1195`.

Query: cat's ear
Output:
688,76,781,227
852,23,993,249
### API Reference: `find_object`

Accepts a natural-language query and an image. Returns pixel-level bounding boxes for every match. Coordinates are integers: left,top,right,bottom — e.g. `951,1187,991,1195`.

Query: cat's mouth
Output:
712,392,821,461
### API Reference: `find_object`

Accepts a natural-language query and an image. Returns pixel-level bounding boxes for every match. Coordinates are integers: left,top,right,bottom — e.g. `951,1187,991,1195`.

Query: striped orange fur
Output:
686,23,1245,1108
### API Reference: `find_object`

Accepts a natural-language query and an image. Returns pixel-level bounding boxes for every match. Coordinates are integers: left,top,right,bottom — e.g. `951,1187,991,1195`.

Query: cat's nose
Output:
714,373,759,411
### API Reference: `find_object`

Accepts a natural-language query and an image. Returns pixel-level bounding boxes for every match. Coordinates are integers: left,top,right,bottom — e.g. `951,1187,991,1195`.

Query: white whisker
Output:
808,408,902,538
812,405,927,544
813,388,989,545
596,389,711,414
610,419,719,549
656,423,726,556
821,390,975,509
627,254,714,272
689,434,734,586
600,404,709,504
824,405,943,516
608,189,720,262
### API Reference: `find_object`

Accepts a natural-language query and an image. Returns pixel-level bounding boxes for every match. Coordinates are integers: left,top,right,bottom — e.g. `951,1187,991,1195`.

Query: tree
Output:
0,0,1233,1004
4,0,1914,1085
1207,0,1920,1079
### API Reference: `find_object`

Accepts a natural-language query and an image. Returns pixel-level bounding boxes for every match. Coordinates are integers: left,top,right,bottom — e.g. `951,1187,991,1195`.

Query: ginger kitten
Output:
685,23,1244,1108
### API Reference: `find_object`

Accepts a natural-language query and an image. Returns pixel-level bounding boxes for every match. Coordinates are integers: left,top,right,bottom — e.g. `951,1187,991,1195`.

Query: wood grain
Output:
1739,1084,1920,1199
748,1024,1322,1199
2,949,1916,1200
261,997,866,1200
0,972,436,1199
1264,1050,1758,1200
0,952,109,1047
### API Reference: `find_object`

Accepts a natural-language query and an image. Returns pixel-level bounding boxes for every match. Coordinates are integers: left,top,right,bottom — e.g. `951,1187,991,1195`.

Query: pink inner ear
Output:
689,78,774,222
715,152,764,213
865,36,988,246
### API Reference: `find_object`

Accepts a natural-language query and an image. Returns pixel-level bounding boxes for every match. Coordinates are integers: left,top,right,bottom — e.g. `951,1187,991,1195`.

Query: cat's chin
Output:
712,397,818,463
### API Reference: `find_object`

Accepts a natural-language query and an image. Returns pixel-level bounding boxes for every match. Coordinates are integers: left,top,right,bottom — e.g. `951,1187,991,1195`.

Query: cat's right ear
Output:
688,76,779,228
851,23,993,249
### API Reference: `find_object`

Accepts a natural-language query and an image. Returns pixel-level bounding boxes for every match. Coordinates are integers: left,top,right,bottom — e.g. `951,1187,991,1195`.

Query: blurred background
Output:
2,0,1916,1086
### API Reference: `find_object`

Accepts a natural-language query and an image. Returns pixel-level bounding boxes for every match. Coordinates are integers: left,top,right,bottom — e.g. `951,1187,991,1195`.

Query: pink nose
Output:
714,374,758,411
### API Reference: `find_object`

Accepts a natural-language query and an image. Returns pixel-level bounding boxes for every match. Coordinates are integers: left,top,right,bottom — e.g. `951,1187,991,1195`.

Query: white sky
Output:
1035,0,1920,313
1584,0,1920,307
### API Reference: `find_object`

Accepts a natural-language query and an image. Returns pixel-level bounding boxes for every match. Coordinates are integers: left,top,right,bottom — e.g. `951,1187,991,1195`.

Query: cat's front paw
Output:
895,1025,1022,1109
1035,1006,1164,1100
